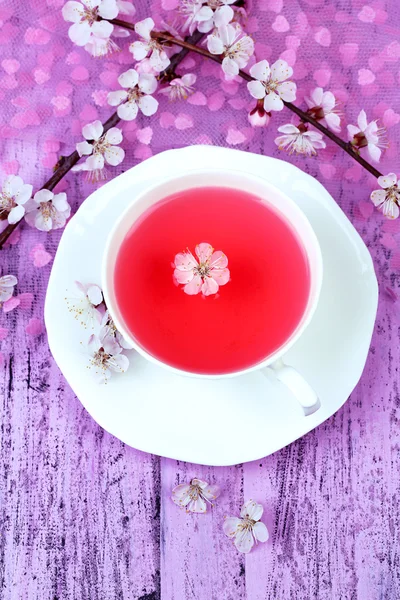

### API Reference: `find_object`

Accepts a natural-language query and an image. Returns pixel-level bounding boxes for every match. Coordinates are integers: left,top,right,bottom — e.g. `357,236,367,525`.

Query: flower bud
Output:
248,102,270,127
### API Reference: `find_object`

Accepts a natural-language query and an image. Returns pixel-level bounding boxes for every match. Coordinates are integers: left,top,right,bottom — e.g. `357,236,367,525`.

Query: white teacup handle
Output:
264,358,321,416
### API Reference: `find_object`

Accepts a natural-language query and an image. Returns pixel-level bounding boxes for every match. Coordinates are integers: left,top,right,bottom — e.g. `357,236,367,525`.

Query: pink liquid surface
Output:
114,186,310,374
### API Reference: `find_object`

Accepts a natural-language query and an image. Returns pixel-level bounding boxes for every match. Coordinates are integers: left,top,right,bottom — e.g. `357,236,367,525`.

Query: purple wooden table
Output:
1,0,400,598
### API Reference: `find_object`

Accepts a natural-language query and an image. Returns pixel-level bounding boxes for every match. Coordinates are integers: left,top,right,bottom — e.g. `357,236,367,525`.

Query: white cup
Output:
102,169,323,416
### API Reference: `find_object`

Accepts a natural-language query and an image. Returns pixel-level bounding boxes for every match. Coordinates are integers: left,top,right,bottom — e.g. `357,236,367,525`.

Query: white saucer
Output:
45,146,378,466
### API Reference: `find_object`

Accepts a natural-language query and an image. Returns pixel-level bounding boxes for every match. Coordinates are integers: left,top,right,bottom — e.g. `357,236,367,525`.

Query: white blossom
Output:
129,18,170,72
72,120,125,182
370,173,400,220
172,478,220,513
0,176,32,225
100,310,133,349
107,69,158,120
274,123,326,156
65,282,104,329
62,0,118,56
159,74,196,101
305,87,341,133
180,0,206,35
247,59,296,112
195,0,236,33
86,330,129,383
0,275,17,304
223,500,269,554
25,189,71,232
347,109,386,163
207,23,254,77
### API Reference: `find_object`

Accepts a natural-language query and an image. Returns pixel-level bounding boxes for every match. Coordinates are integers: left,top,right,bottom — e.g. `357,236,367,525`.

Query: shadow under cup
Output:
102,169,323,378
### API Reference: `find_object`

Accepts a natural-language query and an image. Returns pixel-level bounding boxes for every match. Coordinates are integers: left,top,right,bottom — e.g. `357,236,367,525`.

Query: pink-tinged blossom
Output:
0,175,32,224
347,109,386,163
248,101,270,127
87,330,129,383
159,74,196,101
107,69,158,120
0,275,17,304
247,59,296,112
223,500,269,554
129,18,170,72
370,173,400,220
305,87,341,133
275,123,326,156
72,120,125,182
25,189,71,232
172,478,220,513
207,23,254,77
173,242,230,296
62,0,118,56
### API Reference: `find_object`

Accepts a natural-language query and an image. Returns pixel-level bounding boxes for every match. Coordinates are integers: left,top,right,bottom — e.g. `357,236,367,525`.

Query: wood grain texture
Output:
0,228,399,600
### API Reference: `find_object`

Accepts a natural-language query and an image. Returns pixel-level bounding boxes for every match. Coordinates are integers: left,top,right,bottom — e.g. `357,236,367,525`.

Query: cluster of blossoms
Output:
172,478,269,554
66,282,132,383
0,175,71,231
60,0,400,220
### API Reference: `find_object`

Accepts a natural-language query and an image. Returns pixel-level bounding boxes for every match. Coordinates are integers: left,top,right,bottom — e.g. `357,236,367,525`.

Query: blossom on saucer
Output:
100,310,133,349
247,59,296,112
65,281,103,329
159,74,196,101
207,23,254,76
0,275,17,304
305,87,341,133
194,0,236,34
174,242,230,296
24,189,71,232
129,18,171,72
0,176,33,225
172,478,220,513
274,123,326,156
72,120,125,182
107,69,158,120
347,109,386,163
62,0,118,54
370,173,400,220
87,330,129,383
223,500,269,553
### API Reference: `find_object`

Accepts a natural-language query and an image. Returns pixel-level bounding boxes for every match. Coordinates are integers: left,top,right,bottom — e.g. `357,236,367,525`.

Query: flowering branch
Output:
1,0,397,250
0,27,201,250
111,17,384,179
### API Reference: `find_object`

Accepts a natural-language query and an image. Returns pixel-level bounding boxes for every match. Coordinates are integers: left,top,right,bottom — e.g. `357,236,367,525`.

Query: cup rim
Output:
102,167,323,379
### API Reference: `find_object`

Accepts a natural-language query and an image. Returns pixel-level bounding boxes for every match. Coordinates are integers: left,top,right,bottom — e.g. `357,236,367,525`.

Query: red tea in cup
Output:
113,186,310,375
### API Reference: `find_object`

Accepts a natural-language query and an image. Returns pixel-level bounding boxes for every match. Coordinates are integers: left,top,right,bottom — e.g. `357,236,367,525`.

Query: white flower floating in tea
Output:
223,499,269,554
172,478,220,513
173,242,230,296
